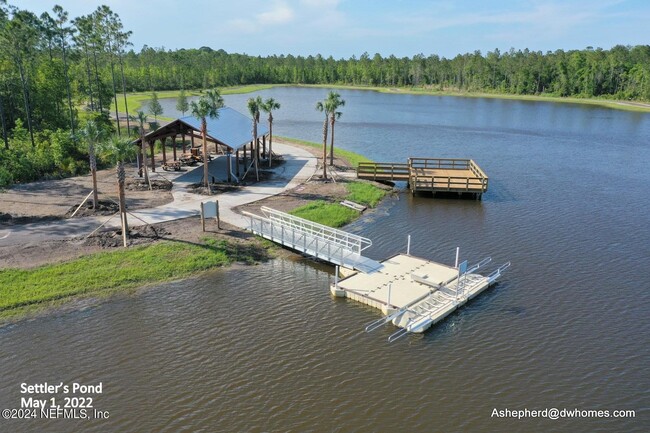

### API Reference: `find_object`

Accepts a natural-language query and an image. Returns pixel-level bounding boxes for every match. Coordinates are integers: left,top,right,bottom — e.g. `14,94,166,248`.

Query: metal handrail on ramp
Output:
243,207,381,273
261,206,372,254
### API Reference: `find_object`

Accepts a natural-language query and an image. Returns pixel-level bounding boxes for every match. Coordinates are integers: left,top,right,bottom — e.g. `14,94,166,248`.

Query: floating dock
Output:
357,157,488,198
243,208,509,341
331,251,509,341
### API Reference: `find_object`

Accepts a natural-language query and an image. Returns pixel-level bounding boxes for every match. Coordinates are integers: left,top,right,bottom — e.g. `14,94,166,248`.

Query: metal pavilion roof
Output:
134,107,269,152
180,107,269,151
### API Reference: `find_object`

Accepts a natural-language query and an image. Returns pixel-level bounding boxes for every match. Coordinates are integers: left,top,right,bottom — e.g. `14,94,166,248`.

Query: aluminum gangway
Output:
242,206,383,273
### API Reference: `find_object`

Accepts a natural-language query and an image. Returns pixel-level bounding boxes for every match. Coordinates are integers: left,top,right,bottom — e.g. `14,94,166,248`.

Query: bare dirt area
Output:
238,179,349,215
0,216,280,270
0,162,173,221
0,140,380,270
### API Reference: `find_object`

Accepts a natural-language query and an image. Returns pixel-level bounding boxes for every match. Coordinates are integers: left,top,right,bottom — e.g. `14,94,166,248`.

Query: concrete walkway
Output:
0,142,316,246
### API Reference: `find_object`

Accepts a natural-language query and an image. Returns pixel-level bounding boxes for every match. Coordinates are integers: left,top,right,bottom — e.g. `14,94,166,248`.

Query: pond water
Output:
2,88,649,432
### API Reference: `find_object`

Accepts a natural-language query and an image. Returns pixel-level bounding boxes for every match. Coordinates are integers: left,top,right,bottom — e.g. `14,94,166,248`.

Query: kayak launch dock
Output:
331,250,509,341
243,207,509,341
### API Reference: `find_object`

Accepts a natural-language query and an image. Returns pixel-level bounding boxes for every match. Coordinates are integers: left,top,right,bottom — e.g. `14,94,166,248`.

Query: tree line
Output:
128,45,650,102
1,0,649,186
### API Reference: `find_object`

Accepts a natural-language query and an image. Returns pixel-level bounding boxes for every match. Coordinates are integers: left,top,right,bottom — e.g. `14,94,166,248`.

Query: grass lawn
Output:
276,136,371,167
0,238,271,320
345,182,386,208
289,181,388,227
289,200,358,228
113,84,279,121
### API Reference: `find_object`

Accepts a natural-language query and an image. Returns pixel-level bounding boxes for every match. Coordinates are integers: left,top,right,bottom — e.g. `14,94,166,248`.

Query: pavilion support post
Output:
243,143,247,169
149,141,155,172
137,152,142,178
262,135,266,159
172,135,177,161
236,150,240,177
182,133,186,153
161,138,167,164
227,152,232,183
190,133,195,149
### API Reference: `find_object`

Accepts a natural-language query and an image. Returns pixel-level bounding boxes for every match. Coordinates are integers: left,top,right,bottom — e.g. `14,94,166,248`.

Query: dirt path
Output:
0,162,173,220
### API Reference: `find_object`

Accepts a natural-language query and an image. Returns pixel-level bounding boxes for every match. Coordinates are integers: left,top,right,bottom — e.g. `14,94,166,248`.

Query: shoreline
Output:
127,83,650,115
294,84,650,113
0,140,386,325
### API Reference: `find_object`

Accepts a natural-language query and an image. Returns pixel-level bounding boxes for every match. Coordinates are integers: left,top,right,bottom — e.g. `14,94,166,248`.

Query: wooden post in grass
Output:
216,200,220,229
201,202,206,232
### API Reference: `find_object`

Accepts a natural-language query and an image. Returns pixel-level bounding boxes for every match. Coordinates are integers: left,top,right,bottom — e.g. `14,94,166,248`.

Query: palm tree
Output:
315,98,331,179
99,135,137,247
81,120,105,209
261,98,280,167
325,91,345,166
130,110,150,188
190,89,224,192
247,96,263,181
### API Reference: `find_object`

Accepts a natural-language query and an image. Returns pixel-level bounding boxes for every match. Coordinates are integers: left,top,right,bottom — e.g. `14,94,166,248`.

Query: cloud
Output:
257,1,295,25
395,0,624,32
300,0,341,7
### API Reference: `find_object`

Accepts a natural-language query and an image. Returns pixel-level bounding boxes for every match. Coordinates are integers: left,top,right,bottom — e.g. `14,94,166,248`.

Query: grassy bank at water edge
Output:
0,238,273,322
289,181,388,228
297,84,650,113
116,84,279,121
276,136,372,168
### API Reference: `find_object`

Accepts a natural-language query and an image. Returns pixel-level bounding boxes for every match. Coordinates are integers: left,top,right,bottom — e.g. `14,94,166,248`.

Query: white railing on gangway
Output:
242,207,376,270
260,206,372,254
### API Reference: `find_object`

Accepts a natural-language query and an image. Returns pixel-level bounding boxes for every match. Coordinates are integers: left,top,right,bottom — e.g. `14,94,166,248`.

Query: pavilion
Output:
133,107,270,182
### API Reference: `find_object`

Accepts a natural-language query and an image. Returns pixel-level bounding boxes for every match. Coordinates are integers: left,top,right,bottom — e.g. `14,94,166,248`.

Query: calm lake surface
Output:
2,88,649,432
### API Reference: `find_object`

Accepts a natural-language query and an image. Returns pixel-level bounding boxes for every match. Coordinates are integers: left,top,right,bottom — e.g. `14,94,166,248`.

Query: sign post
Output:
201,200,220,231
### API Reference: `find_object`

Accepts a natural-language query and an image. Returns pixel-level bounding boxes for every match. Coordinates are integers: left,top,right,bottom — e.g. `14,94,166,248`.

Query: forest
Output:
1,1,650,186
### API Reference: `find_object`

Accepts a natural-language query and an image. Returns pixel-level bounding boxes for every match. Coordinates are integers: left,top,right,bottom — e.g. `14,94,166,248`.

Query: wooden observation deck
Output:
357,157,488,199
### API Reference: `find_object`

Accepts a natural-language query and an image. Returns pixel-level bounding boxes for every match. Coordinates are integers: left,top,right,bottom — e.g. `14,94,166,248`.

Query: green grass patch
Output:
276,136,372,167
345,182,387,208
289,201,358,228
288,182,387,227
0,238,270,319
116,85,279,121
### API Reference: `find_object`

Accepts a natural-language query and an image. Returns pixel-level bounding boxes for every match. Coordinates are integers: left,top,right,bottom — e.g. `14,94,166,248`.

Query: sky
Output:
10,0,650,58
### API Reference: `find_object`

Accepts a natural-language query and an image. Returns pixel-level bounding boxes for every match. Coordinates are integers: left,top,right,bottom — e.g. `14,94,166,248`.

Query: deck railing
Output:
411,175,487,192
357,162,410,181
357,158,488,194
408,157,472,170
408,157,488,193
